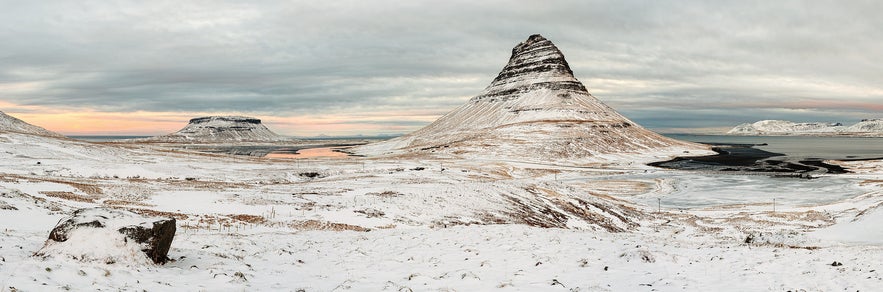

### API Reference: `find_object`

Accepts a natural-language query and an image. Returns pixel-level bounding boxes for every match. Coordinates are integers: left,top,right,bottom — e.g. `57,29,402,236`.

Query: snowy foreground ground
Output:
1,132,882,291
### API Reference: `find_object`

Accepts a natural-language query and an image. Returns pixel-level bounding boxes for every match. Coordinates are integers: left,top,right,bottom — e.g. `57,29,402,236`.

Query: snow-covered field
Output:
1,131,882,291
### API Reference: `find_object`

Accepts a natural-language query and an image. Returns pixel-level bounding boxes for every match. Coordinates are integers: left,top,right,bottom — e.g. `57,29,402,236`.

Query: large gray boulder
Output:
37,208,176,264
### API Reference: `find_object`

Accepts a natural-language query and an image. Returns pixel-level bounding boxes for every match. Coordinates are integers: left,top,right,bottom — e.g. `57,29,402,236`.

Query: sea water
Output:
67,136,149,142
665,134,883,160
618,134,883,209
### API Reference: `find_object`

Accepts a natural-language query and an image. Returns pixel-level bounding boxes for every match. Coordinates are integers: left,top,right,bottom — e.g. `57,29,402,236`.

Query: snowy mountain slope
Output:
0,111,64,137
1,133,882,290
728,119,883,136
140,116,289,143
727,120,844,135
354,35,709,163
847,118,883,133
1,109,883,290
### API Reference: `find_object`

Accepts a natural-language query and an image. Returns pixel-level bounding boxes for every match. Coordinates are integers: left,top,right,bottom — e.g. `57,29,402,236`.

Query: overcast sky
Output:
1,0,881,136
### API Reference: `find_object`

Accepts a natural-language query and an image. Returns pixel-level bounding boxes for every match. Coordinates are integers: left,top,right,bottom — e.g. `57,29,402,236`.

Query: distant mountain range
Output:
727,119,883,136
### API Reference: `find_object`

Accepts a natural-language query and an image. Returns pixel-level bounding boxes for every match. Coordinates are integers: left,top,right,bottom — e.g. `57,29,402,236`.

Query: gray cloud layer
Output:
2,0,882,133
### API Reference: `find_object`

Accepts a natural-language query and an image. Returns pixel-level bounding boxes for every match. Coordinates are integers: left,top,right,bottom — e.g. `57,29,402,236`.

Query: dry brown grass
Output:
40,191,95,203
0,174,18,183
500,194,568,229
164,179,252,190
860,180,883,186
49,180,103,195
683,217,724,233
289,220,369,232
102,199,153,207
765,210,833,222
575,180,655,197
122,207,189,220
555,198,637,232
475,211,508,225
1,174,103,195
520,168,562,178
855,202,883,219
721,210,835,229
366,191,401,198
229,214,267,224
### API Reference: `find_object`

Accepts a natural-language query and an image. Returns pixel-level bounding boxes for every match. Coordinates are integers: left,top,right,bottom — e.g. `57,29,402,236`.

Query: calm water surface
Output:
68,136,149,142
665,134,883,160
265,147,349,159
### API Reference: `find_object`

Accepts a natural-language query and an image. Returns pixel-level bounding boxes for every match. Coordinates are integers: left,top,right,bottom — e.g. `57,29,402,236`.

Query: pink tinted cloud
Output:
715,100,883,112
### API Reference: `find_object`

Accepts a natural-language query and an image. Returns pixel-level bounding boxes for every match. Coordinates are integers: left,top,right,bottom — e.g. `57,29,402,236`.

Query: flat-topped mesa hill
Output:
0,110,64,138
354,34,709,163
142,116,288,143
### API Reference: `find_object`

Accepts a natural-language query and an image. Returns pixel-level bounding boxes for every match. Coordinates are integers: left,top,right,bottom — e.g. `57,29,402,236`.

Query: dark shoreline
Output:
649,144,856,176
183,142,367,157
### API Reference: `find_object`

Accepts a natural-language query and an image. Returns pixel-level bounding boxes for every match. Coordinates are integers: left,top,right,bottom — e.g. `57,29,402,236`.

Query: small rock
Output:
551,279,566,287
298,172,322,179
354,208,385,218
233,271,247,281
37,208,176,264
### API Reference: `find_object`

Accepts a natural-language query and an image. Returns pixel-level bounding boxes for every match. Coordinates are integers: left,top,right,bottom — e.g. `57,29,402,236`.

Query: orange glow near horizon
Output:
1,102,444,136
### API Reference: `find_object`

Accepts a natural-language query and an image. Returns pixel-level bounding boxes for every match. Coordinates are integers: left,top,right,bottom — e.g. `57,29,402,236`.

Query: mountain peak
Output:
354,34,708,163
478,34,581,102
514,34,550,53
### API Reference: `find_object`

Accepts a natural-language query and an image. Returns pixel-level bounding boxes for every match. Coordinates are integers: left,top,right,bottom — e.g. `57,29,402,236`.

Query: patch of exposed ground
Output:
289,220,369,232
40,191,95,203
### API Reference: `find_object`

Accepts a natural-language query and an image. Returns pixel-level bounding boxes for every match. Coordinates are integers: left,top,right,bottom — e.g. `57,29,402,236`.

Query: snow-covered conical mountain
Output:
0,111,64,137
355,34,708,163
142,116,287,143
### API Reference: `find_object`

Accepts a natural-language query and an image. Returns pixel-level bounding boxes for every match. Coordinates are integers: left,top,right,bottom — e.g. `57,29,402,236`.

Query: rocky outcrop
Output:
476,34,585,102
0,111,64,137
37,208,176,264
354,34,707,163
142,116,288,143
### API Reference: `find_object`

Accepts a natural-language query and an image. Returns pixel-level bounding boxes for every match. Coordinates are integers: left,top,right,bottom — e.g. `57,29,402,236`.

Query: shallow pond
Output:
265,147,350,159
